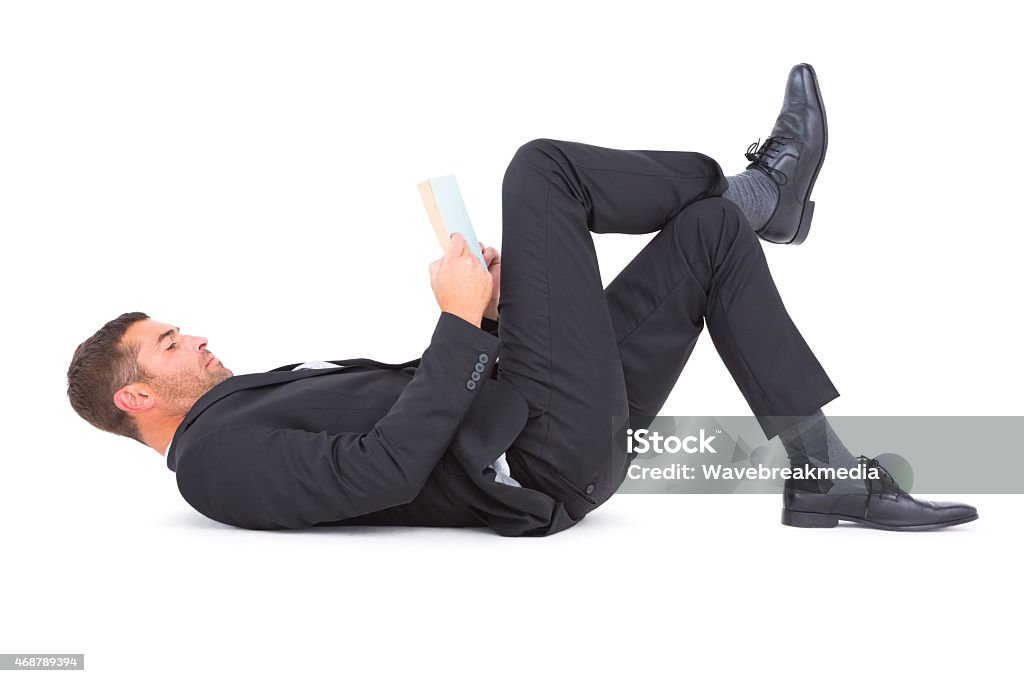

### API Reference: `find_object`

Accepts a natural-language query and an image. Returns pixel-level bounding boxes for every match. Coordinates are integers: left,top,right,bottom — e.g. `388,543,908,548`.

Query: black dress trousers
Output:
494,139,839,521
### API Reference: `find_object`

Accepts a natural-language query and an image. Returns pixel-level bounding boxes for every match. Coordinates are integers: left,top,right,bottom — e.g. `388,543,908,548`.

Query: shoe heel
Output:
781,508,838,528
790,200,815,245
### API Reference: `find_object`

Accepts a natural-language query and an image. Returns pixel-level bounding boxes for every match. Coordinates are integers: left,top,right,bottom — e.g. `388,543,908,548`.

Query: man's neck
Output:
142,415,187,457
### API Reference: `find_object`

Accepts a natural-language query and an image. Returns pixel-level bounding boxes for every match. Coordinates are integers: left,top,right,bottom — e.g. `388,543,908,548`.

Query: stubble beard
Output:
151,362,234,416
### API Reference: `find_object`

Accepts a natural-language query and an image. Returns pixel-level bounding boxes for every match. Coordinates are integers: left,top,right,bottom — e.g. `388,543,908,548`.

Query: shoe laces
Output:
856,454,903,500
744,136,792,186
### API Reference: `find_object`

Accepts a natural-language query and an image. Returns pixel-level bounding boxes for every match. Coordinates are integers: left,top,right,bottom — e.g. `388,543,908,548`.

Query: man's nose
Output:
188,335,209,352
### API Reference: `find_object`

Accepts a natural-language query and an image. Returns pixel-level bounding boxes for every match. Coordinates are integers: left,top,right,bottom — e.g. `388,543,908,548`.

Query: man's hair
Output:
67,312,153,444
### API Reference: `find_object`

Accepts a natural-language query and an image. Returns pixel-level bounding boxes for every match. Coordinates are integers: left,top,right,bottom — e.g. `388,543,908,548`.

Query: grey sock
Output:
778,410,862,488
722,168,778,231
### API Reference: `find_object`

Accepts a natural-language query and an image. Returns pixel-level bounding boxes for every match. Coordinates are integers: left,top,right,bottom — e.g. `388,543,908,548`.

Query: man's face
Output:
121,319,234,417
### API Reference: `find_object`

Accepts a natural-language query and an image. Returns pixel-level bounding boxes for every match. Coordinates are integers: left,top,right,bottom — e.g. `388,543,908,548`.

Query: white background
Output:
2,1,1022,680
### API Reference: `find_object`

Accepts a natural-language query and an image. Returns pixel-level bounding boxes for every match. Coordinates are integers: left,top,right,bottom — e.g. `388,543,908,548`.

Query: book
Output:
416,174,488,270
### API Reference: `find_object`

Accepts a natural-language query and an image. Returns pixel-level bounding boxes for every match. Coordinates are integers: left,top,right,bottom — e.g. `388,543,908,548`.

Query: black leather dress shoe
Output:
781,456,979,531
744,63,827,245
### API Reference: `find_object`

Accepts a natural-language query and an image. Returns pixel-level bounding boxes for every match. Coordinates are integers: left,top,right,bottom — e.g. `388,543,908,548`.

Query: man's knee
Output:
674,196,749,243
693,196,748,232
669,196,754,270
502,138,562,194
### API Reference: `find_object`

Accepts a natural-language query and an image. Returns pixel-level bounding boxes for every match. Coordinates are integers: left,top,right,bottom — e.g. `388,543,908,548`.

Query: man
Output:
68,64,977,535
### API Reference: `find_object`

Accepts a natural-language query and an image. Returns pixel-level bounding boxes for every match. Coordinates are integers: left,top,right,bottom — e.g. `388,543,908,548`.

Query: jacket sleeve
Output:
481,315,499,337
175,312,502,530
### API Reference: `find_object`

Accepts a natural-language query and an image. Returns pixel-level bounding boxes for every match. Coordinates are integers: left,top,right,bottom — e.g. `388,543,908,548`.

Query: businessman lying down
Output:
67,64,977,535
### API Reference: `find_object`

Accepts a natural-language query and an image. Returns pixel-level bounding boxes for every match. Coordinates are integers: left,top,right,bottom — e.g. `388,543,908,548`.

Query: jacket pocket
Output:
549,465,599,505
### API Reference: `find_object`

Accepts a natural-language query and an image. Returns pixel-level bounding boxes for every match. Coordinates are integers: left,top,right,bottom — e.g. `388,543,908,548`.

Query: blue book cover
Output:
418,174,488,270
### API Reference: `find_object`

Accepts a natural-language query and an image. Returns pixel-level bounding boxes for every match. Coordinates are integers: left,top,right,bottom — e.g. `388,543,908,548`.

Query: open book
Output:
416,174,488,270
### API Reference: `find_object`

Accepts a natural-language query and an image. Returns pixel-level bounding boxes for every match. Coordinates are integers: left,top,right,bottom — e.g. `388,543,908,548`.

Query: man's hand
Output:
429,232,493,328
479,240,500,321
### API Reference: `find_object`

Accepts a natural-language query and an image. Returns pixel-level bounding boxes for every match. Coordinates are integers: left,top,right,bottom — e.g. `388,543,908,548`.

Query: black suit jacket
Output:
166,312,578,536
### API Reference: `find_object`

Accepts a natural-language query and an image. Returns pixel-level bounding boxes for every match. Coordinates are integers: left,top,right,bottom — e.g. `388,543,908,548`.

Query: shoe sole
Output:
786,62,827,245
781,508,979,531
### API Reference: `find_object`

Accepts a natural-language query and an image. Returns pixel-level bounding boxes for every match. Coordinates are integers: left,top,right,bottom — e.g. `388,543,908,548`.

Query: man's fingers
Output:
448,232,468,257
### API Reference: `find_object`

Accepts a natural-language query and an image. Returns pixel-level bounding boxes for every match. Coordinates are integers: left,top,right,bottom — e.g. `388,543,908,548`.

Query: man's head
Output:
67,312,234,445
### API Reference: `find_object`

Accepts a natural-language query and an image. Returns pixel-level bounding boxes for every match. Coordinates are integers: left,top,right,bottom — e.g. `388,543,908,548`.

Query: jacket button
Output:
474,362,485,373
466,379,477,390
585,483,596,495
478,353,489,364
471,371,481,381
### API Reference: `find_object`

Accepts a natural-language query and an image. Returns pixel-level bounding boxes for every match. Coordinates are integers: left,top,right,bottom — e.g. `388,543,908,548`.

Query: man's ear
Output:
113,383,156,416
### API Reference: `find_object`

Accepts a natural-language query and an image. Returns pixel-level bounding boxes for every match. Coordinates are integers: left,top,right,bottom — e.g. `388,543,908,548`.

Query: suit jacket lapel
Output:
269,357,421,372
182,357,421,431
